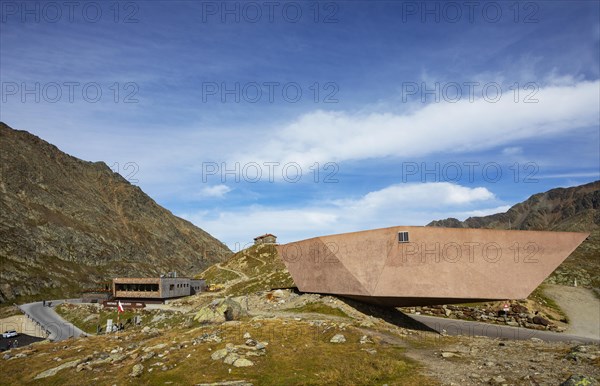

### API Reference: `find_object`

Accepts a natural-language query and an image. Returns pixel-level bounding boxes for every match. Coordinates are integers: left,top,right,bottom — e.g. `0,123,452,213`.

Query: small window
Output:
398,231,409,243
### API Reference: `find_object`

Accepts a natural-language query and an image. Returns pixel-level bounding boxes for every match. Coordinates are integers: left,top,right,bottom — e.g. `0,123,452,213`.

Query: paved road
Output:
409,314,600,344
19,300,87,341
0,334,45,351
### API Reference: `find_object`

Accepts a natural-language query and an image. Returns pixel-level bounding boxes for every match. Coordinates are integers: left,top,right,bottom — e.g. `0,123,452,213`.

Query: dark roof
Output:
254,233,277,240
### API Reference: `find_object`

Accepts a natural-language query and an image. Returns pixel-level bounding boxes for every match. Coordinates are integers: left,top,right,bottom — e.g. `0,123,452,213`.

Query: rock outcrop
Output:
194,298,243,324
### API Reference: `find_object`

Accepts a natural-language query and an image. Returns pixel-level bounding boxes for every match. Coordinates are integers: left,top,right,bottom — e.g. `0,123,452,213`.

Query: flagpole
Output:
117,300,124,333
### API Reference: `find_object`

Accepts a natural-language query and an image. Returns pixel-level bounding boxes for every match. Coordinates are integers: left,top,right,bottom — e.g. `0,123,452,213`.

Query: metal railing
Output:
15,303,52,339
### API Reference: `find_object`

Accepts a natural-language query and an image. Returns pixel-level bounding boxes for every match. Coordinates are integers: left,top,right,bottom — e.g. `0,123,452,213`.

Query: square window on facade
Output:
398,231,409,243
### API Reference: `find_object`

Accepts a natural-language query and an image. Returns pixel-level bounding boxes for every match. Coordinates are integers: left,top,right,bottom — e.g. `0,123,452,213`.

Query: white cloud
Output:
335,183,494,209
234,80,599,171
199,184,231,198
181,182,502,248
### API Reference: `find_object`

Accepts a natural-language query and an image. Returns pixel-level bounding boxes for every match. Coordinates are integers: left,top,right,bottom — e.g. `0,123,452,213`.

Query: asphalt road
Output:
0,334,45,351
19,301,87,341
409,314,600,344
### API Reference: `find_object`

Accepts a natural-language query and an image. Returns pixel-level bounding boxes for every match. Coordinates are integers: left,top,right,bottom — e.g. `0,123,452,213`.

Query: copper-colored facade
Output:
277,226,588,306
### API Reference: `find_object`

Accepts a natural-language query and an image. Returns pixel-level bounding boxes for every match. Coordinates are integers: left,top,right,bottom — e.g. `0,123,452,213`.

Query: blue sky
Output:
1,0,599,250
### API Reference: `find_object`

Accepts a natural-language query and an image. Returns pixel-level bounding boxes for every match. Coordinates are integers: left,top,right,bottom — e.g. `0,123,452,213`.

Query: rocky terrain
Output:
402,301,565,333
1,123,598,384
1,241,598,384
2,286,598,385
428,181,600,288
0,122,231,304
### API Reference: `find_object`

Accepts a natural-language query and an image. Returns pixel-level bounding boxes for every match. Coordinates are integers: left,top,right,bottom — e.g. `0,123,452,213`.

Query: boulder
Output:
143,343,167,353
512,304,528,313
211,348,228,361
224,353,240,365
532,316,549,326
109,353,127,363
255,342,266,350
195,333,222,344
195,299,243,324
329,334,346,343
359,335,373,344
141,352,155,361
76,363,92,372
34,359,82,379
233,358,254,367
559,375,598,386
441,352,460,358
130,363,144,377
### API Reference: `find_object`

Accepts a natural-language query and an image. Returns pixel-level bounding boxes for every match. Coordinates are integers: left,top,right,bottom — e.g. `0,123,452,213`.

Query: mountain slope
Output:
197,243,294,297
428,181,600,288
0,122,231,303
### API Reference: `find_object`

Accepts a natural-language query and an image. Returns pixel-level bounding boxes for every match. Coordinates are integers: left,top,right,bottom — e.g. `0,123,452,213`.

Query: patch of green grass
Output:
285,302,350,318
0,305,21,319
266,270,295,288
197,265,240,284
1,319,438,386
55,304,162,334
454,301,490,308
225,277,265,297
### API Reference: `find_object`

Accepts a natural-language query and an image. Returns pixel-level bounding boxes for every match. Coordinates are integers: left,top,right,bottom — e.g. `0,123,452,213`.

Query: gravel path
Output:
543,284,600,340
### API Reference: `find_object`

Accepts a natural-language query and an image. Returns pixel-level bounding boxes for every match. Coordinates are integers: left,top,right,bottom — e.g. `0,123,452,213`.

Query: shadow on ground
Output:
336,296,439,334
0,334,45,351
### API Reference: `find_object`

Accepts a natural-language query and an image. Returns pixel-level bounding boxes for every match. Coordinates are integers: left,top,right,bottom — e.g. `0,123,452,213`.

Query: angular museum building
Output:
276,226,588,306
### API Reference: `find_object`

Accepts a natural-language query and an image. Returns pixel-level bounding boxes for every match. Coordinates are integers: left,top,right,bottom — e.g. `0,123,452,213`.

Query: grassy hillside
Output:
197,243,295,296
0,122,230,304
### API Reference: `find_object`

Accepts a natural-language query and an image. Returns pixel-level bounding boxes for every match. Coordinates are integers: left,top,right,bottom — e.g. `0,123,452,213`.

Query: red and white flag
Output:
117,300,124,313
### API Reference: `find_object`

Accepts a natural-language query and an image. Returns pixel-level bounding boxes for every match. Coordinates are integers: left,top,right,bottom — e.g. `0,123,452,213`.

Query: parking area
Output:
0,334,45,351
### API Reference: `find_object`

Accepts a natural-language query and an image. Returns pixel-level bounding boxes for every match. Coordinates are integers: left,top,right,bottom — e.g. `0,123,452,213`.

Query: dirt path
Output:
543,284,600,340
216,263,248,281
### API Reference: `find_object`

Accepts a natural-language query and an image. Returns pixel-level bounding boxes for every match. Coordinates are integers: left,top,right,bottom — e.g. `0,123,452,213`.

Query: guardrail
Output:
15,303,52,340
15,299,86,341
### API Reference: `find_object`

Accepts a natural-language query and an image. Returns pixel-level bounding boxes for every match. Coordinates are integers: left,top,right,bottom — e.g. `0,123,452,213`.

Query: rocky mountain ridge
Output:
0,122,231,303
